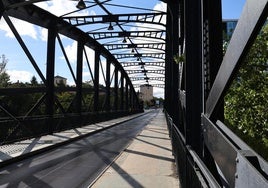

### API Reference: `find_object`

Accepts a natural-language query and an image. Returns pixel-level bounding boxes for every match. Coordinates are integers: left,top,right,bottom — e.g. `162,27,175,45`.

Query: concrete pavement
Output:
91,110,180,188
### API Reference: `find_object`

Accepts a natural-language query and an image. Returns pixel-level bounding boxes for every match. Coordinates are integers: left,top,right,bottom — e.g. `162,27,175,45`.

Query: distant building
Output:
139,84,153,102
222,19,238,40
54,76,67,86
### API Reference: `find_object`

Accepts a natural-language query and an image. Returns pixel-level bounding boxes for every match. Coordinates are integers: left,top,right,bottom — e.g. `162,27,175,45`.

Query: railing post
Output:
46,26,56,134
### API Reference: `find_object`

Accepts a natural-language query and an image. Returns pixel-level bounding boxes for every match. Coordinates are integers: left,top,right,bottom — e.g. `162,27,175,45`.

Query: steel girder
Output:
63,13,166,27
165,0,268,187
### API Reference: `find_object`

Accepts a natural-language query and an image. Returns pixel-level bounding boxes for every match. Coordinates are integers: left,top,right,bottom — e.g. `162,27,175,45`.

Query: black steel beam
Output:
76,40,83,115
105,58,111,111
104,43,165,52
0,0,4,19
120,75,124,110
64,13,166,27
88,31,166,41
125,81,129,111
3,14,46,83
121,62,165,68
94,50,100,112
114,67,118,111
185,0,203,155
46,26,56,134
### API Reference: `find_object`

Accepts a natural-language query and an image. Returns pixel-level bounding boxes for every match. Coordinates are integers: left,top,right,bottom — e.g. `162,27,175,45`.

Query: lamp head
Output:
76,0,86,9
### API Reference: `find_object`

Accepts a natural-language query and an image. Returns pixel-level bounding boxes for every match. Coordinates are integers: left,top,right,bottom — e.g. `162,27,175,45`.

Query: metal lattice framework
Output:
0,0,267,188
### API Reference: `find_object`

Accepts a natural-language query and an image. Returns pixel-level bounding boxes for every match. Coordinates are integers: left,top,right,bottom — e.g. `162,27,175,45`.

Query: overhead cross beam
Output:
63,13,166,27
104,43,165,51
121,61,165,68
132,84,165,88
114,53,165,60
130,77,165,82
126,69,165,75
88,30,166,41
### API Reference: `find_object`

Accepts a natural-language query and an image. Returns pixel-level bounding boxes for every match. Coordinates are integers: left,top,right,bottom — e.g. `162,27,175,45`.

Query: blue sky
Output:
0,0,246,98
222,0,246,19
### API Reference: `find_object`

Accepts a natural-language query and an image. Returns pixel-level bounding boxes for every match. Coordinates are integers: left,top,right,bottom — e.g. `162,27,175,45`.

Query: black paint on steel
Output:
120,75,124,110
114,67,118,111
3,14,46,83
94,50,100,112
46,26,56,134
105,58,111,112
125,81,129,111
184,0,203,155
76,40,83,115
64,13,166,27
0,0,4,19
202,0,224,185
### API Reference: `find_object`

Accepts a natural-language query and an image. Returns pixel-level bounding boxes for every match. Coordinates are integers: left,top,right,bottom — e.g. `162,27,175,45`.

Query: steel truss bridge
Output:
0,0,268,187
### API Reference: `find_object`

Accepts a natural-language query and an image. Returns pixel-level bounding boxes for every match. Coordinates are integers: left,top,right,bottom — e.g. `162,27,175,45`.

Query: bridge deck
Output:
92,110,180,188
0,112,145,166
0,110,180,187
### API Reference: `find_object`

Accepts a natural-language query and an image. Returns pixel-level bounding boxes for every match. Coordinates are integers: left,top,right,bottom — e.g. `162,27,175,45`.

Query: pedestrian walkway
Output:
0,112,148,167
91,111,180,188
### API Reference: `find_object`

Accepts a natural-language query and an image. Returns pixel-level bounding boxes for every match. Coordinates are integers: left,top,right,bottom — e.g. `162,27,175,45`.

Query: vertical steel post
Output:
94,50,100,112
114,67,118,111
0,1,4,19
165,1,179,125
171,2,180,126
185,0,203,154
125,81,129,111
165,11,171,114
206,0,224,122
76,40,83,116
105,58,111,111
120,75,124,111
46,26,56,134
129,86,133,111
202,0,224,185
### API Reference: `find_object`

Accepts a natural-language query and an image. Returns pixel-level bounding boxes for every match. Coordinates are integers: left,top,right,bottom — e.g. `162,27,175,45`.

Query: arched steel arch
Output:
0,0,143,144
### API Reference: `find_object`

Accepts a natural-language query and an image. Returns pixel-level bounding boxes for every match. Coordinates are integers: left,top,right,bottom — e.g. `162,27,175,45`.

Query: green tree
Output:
0,71,10,88
224,24,268,160
30,76,38,86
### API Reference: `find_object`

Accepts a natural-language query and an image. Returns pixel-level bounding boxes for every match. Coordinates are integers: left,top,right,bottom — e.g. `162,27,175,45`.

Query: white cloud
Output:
36,0,91,17
61,41,77,64
0,17,37,39
154,88,164,98
40,28,48,41
7,70,33,83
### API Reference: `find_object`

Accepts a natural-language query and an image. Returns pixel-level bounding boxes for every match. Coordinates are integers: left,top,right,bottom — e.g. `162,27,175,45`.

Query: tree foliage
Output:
224,24,268,160
0,71,10,88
